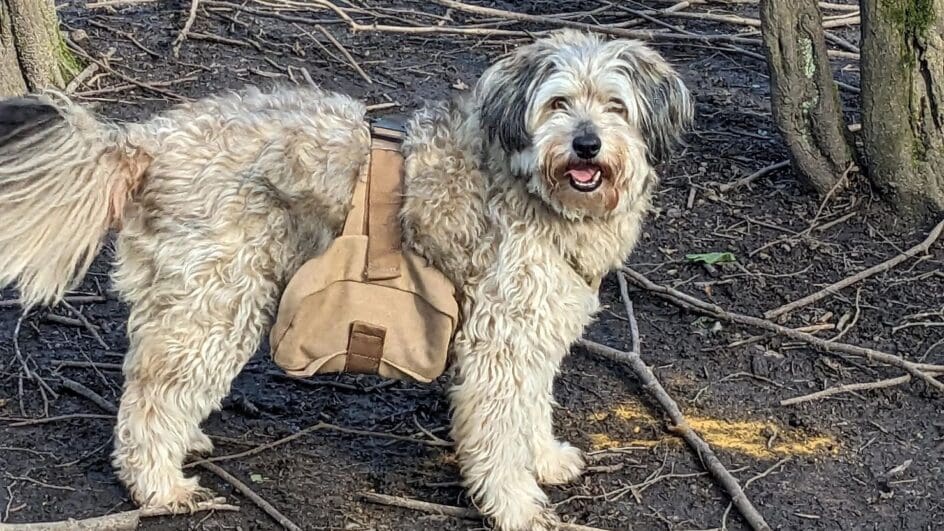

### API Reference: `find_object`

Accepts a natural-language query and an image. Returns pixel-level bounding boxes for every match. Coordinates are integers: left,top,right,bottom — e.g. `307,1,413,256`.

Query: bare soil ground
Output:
1,1,942,530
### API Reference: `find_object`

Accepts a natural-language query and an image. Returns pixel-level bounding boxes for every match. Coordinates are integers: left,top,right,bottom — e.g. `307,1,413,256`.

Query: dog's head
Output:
476,30,692,219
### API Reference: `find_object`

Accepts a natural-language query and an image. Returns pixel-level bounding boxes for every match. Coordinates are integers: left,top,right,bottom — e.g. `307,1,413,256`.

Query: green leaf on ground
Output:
685,251,736,265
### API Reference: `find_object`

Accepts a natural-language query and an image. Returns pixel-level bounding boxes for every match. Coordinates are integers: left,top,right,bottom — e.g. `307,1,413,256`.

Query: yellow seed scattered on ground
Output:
587,402,837,459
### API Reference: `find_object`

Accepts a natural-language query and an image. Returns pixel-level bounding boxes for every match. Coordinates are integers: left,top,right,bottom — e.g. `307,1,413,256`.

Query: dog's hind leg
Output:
111,265,278,508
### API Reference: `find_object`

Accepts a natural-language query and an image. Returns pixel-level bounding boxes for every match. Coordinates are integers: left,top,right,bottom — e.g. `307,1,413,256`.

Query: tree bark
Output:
861,0,944,217
0,0,73,97
0,1,28,96
760,0,855,195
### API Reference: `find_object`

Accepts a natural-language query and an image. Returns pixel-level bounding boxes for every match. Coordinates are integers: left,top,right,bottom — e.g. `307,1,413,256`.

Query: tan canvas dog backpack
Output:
269,124,459,383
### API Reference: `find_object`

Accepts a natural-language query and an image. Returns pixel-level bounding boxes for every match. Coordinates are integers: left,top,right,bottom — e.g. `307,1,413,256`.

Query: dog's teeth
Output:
592,170,601,180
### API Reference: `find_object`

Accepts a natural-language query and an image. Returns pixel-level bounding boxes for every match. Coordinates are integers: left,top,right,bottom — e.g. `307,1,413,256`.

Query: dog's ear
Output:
614,42,693,165
476,44,554,153
0,97,62,146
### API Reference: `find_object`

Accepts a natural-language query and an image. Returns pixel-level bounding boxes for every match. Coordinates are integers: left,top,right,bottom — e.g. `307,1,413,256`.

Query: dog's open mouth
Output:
565,163,604,192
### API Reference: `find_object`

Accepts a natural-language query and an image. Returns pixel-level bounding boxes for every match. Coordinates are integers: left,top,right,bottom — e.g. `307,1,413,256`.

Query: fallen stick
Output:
821,15,860,28
819,1,859,10
61,300,111,350
310,0,766,60
621,267,944,394
85,0,158,7
197,462,301,531
765,218,944,320
780,375,912,406
577,273,771,531
173,0,202,57
720,458,790,529
365,101,398,112
316,25,372,84
65,40,190,102
59,377,118,414
429,0,765,55
0,498,237,530
824,30,860,53
718,159,790,192
65,62,101,95
359,492,607,531
4,413,114,427
656,10,761,27
54,361,123,371
186,421,449,470
0,296,107,308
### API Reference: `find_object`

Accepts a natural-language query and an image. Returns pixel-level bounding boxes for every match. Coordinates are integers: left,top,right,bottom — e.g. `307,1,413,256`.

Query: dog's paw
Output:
135,475,215,511
480,478,559,531
490,502,561,531
535,440,585,485
187,430,214,455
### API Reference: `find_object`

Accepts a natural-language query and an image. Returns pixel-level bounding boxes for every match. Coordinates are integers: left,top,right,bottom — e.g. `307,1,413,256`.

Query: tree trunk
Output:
0,0,74,97
760,0,855,195
861,0,944,217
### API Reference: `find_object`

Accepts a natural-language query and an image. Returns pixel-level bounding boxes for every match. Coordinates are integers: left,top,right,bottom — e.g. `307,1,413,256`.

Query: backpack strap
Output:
365,125,404,280
338,124,405,281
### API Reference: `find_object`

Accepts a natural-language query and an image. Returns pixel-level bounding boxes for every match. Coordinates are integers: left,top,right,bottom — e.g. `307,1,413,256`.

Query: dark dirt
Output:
1,1,942,530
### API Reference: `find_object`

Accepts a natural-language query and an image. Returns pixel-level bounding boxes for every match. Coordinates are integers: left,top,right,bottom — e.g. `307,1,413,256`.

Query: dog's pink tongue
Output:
567,167,597,183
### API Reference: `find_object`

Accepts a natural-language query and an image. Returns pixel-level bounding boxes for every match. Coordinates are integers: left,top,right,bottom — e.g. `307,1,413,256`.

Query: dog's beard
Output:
518,136,629,220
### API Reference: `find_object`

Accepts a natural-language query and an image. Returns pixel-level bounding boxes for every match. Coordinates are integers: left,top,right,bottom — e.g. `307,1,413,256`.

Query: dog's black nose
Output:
572,133,601,159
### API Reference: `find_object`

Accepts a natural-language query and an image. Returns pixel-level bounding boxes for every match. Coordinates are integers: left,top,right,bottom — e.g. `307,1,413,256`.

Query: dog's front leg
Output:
530,365,586,487
449,305,565,530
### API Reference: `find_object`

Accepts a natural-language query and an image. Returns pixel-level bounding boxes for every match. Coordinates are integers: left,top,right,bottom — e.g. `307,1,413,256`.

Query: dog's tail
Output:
0,94,152,307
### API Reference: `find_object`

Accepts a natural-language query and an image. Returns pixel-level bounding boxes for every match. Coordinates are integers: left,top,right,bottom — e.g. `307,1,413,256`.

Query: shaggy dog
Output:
0,30,691,530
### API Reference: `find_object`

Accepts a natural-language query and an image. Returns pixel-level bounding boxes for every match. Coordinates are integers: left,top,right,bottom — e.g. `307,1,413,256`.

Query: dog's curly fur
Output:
0,31,691,530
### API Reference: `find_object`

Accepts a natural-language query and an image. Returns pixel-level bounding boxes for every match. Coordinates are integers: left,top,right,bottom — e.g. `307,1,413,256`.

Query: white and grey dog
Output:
0,30,691,529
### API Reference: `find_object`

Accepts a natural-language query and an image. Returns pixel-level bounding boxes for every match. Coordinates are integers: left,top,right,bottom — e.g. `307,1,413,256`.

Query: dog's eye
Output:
607,98,627,116
550,97,569,111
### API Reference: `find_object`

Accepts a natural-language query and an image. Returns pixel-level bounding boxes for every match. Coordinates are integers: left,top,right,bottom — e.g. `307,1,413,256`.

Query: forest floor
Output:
1,1,942,530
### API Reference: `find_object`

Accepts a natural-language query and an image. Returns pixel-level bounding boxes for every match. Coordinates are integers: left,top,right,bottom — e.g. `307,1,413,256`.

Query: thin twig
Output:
821,15,860,28
765,218,944,320
359,492,607,531
61,301,110,350
54,361,123,371
3,414,114,427
366,101,399,112
65,40,190,102
0,498,236,530
718,160,790,192
721,459,790,529
59,377,118,414
824,31,860,53
11,311,57,416
173,0,202,57
0,296,107,308
429,0,760,45
780,375,912,406
577,273,771,531
315,25,372,84
186,421,449,470
313,0,767,61
84,0,158,7
65,63,100,95
621,267,944,394
197,462,301,531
